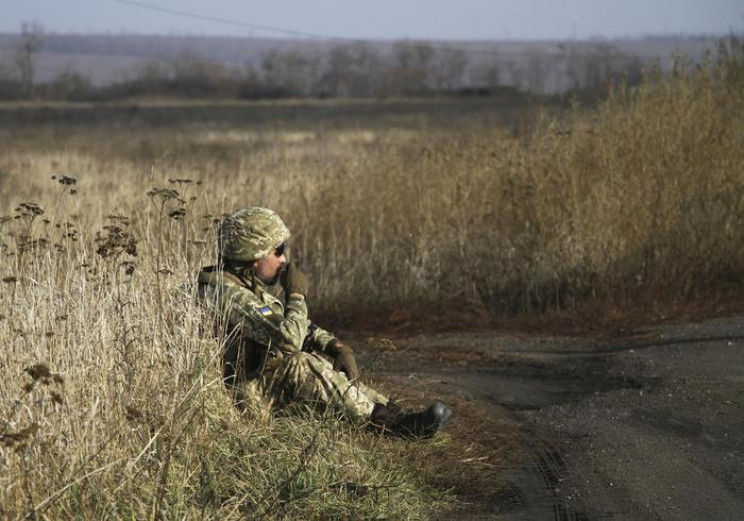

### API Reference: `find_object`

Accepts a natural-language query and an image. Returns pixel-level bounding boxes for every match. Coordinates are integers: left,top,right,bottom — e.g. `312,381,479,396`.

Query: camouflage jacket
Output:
196,266,337,384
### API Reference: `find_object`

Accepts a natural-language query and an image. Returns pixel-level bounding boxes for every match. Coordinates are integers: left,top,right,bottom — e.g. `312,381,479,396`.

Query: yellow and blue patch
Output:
258,306,274,317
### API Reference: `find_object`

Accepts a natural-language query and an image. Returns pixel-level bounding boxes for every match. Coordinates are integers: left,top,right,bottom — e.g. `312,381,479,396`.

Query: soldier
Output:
196,206,452,438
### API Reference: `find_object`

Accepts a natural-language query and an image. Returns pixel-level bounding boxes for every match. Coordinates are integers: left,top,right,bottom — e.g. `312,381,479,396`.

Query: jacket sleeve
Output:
224,286,310,355
308,324,339,353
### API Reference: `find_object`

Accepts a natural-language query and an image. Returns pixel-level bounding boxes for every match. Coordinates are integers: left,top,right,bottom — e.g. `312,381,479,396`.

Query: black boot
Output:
371,401,453,439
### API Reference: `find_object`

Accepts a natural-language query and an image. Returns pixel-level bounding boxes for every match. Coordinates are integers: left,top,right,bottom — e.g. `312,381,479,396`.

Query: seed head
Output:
125,405,144,423
168,208,186,220
25,363,51,381
0,423,39,449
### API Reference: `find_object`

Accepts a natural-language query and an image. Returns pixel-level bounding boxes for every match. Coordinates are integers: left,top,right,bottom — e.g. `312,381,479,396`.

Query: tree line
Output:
0,23,650,102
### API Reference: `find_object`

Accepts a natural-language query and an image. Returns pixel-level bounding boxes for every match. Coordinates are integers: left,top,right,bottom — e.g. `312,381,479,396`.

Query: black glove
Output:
280,263,308,297
331,342,359,381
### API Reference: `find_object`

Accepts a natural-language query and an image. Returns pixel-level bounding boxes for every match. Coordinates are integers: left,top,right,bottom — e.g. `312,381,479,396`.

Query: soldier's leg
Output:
298,335,390,406
263,352,387,422
356,381,388,405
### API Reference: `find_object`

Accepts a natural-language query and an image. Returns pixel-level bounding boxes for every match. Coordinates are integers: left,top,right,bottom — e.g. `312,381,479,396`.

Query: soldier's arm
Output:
307,324,338,353
227,287,309,354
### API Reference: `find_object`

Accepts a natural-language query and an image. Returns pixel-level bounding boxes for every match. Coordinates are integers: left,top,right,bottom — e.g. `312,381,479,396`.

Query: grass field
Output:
1,40,743,518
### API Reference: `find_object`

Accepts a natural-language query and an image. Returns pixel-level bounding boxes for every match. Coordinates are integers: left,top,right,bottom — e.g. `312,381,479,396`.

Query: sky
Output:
1,0,742,41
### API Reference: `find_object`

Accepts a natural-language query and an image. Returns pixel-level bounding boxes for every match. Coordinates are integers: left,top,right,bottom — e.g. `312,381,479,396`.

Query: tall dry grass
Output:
1,39,743,517
0,182,439,518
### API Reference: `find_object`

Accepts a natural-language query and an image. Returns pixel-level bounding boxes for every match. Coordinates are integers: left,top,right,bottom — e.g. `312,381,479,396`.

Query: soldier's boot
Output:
371,401,453,439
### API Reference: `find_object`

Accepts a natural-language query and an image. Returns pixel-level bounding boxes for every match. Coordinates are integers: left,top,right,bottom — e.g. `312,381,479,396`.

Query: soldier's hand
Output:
280,263,308,297
331,342,359,381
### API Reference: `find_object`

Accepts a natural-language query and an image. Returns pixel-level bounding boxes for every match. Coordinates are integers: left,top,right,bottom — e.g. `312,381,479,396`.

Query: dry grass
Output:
1,40,743,518
0,193,440,518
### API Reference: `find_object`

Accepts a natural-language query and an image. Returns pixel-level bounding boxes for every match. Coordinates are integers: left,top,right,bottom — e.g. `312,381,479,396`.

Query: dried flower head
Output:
120,261,136,275
24,363,65,387
54,174,77,186
168,208,186,220
15,202,44,223
125,405,144,423
106,214,132,226
18,237,49,255
0,423,39,449
147,187,185,205
95,224,138,259
25,363,52,381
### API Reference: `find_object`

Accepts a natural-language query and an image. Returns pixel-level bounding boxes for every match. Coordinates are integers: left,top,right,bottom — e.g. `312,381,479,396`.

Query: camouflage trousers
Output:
237,352,388,423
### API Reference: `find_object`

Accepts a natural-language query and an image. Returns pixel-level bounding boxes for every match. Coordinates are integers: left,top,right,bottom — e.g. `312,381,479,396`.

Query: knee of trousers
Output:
283,351,313,368
279,351,335,382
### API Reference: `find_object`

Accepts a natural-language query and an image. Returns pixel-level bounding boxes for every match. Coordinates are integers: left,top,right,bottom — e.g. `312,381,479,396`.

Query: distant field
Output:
0,95,533,129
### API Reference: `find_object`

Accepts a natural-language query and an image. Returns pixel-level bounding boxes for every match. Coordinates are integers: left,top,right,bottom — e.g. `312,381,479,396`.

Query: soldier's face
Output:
252,244,287,285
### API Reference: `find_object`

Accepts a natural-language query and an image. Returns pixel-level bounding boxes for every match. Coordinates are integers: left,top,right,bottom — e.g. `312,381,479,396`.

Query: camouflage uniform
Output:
197,207,388,422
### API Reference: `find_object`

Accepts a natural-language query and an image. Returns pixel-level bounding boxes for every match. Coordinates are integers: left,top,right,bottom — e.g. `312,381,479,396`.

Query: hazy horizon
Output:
2,0,742,42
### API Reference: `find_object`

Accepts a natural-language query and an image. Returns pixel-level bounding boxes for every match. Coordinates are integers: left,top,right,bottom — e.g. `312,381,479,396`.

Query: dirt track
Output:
369,316,744,520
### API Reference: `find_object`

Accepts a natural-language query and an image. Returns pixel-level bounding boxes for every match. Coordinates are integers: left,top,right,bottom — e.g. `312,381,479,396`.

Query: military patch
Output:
258,306,274,317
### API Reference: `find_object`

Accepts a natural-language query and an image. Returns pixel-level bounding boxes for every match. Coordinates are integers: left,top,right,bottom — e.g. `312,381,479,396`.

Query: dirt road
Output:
369,316,744,520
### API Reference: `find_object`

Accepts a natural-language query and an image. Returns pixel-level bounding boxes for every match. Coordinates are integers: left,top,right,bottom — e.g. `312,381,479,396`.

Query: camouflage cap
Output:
219,207,290,261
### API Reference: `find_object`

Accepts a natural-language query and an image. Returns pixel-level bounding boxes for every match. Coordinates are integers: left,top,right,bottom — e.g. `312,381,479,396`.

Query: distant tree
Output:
432,48,468,91
384,41,436,95
47,68,93,100
470,58,503,94
320,43,382,97
14,21,44,98
619,55,645,89
564,43,646,98
526,50,549,94
124,58,171,97
506,59,526,91
173,50,234,97
261,48,322,97
236,63,264,99
137,59,171,84
0,55,22,100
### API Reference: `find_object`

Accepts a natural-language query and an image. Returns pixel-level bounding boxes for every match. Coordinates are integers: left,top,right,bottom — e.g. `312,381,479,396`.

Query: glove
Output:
331,342,359,381
280,263,309,297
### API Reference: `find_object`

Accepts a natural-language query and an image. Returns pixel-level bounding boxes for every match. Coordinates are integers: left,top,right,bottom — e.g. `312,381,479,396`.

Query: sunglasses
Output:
274,243,287,257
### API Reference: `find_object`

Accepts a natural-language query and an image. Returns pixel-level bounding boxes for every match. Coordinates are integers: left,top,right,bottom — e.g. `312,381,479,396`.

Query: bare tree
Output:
432,48,468,91
261,48,322,97
563,42,642,97
173,50,234,97
14,21,44,98
473,61,502,92
385,41,436,95
506,59,525,91
321,43,382,97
